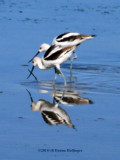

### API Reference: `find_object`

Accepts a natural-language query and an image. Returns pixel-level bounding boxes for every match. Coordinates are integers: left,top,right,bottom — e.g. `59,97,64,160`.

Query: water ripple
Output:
21,64,120,95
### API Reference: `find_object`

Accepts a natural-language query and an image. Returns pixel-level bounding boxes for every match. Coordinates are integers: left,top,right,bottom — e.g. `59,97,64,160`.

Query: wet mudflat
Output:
0,0,120,160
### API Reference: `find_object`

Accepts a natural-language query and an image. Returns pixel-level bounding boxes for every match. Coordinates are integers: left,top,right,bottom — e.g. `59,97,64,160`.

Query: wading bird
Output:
27,45,77,86
28,32,96,66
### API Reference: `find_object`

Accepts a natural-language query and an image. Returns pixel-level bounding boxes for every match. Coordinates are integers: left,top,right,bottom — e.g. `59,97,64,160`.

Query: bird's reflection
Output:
51,90,93,105
27,90,75,129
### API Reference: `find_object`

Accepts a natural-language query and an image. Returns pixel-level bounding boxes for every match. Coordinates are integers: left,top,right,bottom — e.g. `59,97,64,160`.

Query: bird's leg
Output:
55,89,66,105
70,52,77,69
55,66,67,87
60,89,65,102
69,52,77,82
59,69,67,87
70,57,73,81
53,68,58,101
54,67,58,84
70,57,74,70
53,67,66,104
53,66,67,104
73,52,77,59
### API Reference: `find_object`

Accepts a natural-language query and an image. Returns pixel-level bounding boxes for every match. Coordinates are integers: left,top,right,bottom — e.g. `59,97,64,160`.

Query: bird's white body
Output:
33,45,76,70
37,32,94,53
52,32,94,47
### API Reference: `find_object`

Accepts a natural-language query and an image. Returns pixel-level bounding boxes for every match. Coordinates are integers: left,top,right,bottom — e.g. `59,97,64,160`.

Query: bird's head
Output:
32,57,40,67
28,43,50,63
80,34,96,43
38,43,50,52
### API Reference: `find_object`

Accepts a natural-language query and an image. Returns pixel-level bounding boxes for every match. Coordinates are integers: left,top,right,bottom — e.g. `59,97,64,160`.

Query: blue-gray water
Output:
0,0,120,160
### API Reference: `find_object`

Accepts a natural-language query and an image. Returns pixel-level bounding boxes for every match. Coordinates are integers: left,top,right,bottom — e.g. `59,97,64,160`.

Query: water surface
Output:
0,0,120,160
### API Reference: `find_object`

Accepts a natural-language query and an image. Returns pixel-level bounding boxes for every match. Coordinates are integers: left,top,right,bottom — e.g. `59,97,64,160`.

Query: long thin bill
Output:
27,66,35,79
28,69,38,81
28,51,40,63
26,89,33,102
91,35,96,37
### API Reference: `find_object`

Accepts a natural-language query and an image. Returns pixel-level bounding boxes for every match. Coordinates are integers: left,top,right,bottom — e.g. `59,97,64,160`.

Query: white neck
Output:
37,58,46,70
45,44,50,50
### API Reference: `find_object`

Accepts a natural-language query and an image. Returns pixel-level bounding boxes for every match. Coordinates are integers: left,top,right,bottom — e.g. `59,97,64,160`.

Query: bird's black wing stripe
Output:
44,45,56,58
42,111,60,124
44,49,63,60
44,49,72,61
57,35,77,42
41,113,52,125
57,32,70,39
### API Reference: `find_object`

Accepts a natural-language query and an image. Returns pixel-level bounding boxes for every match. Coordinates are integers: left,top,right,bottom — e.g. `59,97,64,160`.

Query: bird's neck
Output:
46,44,50,50
37,58,46,70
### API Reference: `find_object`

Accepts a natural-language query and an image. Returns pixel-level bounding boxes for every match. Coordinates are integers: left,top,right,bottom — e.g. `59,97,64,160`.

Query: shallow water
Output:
0,0,120,160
